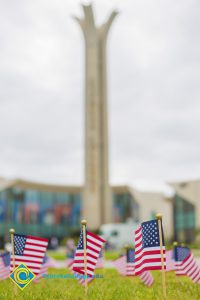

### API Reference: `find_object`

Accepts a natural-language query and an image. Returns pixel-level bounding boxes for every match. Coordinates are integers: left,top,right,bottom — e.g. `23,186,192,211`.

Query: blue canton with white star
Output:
14,234,27,255
142,220,164,248
77,230,85,250
1,252,10,266
174,246,190,262
127,249,135,263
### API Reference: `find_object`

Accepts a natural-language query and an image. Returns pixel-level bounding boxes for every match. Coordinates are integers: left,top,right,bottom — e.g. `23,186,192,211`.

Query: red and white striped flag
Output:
139,271,154,287
66,249,75,267
126,249,154,287
113,252,154,288
33,256,52,282
10,234,48,275
166,250,175,271
174,246,200,283
135,220,166,275
96,250,104,269
47,257,60,269
0,252,10,280
69,261,94,285
126,249,135,276
73,230,105,277
112,255,126,276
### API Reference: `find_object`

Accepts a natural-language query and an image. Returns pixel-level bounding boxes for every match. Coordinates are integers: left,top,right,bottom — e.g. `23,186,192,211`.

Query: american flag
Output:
166,250,175,271
47,257,60,269
0,252,10,280
112,255,126,276
113,251,154,287
174,246,200,283
66,249,75,267
33,256,51,282
10,234,48,275
69,261,94,285
96,250,104,269
126,249,135,276
73,230,105,277
126,249,154,287
135,220,166,275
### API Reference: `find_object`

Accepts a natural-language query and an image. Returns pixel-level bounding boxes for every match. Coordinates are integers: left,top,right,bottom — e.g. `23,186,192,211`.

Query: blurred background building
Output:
0,176,197,247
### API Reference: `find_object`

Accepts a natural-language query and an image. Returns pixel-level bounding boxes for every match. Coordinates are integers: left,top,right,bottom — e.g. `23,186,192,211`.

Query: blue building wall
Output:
0,186,139,242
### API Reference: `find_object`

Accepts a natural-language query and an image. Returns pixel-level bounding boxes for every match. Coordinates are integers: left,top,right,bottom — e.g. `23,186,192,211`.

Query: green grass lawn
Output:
47,250,122,261
1,268,200,300
47,251,66,261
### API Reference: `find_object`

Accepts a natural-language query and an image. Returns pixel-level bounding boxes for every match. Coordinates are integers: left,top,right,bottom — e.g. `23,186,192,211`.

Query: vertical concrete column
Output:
75,4,117,228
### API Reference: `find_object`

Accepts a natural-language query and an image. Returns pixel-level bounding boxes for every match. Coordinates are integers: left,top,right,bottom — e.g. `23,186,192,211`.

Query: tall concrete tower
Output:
75,4,117,229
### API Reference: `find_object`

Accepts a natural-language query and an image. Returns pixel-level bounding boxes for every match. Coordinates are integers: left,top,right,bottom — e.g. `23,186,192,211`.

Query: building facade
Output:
171,180,199,242
173,193,195,243
0,177,197,247
0,178,139,247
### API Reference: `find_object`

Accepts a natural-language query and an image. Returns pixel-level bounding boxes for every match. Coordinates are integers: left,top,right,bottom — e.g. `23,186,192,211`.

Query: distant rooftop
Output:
0,177,136,195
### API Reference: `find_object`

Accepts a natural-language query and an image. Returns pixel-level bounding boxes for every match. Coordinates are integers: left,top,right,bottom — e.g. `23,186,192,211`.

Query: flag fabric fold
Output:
66,249,75,267
33,256,52,282
166,250,175,271
139,271,154,287
69,261,94,286
96,250,104,269
113,250,154,287
112,255,126,276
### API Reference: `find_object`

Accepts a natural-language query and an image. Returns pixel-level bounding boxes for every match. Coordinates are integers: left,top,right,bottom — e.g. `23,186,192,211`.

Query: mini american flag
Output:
166,250,175,271
69,261,94,286
174,246,200,283
96,250,104,269
113,249,154,287
135,220,166,275
47,257,60,269
112,255,126,276
0,252,10,280
126,249,154,287
126,249,135,276
33,256,51,282
66,249,75,267
73,230,105,277
10,234,48,275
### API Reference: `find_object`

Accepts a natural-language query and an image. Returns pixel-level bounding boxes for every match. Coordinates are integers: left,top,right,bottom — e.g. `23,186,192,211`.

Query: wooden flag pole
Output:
10,228,17,295
81,219,88,296
156,214,167,299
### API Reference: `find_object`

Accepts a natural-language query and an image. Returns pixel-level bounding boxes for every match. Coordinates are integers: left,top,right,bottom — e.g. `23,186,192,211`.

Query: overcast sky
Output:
0,0,200,189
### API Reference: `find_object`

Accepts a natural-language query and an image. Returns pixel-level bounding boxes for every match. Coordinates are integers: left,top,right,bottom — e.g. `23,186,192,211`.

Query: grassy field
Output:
47,250,121,261
47,249,200,261
1,268,200,300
